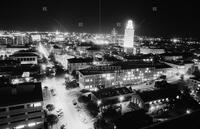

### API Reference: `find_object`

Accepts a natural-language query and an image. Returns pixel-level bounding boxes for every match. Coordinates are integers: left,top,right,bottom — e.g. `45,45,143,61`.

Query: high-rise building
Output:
124,20,135,54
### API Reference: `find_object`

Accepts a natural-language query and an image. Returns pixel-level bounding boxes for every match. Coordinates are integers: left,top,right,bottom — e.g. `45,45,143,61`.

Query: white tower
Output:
124,20,135,54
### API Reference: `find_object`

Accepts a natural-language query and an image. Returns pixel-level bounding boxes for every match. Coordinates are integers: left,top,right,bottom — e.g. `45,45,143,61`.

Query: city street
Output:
42,75,94,129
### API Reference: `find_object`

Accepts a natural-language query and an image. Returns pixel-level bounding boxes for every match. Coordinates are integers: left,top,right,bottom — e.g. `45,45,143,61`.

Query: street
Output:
42,75,94,129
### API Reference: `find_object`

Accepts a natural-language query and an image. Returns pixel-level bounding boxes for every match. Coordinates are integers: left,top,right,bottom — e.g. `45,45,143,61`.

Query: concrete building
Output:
89,87,137,114
0,82,44,129
67,57,93,73
135,86,182,114
11,52,38,65
78,61,172,91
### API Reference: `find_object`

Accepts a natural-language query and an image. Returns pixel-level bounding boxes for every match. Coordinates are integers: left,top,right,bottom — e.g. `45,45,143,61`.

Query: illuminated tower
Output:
124,20,135,54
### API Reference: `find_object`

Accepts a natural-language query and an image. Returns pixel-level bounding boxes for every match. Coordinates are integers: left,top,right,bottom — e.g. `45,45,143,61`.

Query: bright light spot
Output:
186,109,191,114
41,64,47,70
34,102,42,107
28,122,36,127
119,96,124,102
56,30,60,35
126,20,134,29
97,100,101,106
176,95,180,99
15,125,25,129
25,77,31,82
12,79,20,84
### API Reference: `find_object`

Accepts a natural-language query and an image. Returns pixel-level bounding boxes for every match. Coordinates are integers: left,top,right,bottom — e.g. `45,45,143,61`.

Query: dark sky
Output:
0,0,199,38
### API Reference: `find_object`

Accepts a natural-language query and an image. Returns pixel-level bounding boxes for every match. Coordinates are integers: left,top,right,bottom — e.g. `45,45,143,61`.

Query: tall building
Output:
124,20,135,54
0,82,44,129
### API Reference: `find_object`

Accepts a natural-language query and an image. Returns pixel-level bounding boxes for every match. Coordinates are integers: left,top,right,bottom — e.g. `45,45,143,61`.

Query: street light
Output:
119,96,124,102
186,109,191,114
97,100,101,106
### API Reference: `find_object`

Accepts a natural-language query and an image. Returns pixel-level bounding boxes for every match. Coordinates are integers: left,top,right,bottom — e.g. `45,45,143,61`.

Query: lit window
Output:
15,125,25,129
28,122,36,127
34,102,42,107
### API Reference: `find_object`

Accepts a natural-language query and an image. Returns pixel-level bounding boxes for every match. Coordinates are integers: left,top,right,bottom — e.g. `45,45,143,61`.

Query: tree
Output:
46,104,55,112
47,114,59,129
94,118,115,129
78,95,90,103
102,107,121,122
86,102,99,118
66,80,79,89
71,70,79,79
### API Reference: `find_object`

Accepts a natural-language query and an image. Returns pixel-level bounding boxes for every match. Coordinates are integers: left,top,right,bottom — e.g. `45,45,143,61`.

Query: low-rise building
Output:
67,57,93,73
11,52,38,65
187,77,200,94
136,86,182,114
0,82,44,129
79,61,172,91
89,87,137,114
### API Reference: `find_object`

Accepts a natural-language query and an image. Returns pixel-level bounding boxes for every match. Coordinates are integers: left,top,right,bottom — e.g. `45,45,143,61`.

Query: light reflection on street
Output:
42,75,93,129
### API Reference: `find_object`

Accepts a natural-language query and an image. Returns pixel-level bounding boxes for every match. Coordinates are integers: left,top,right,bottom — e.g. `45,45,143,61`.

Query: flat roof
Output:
0,59,20,67
0,82,43,107
104,56,121,62
79,61,171,75
124,54,154,60
11,52,38,57
68,57,93,63
92,87,134,99
92,87,135,106
138,86,181,102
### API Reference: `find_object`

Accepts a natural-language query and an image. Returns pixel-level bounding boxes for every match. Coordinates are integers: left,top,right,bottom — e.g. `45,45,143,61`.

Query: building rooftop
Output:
86,46,100,51
138,86,181,102
93,87,134,99
145,109,200,129
79,61,172,75
164,60,193,65
68,57,93,64
92,87,134,106
0,59,20,67
10,52,38,57
124,54,154,60
0,82,43,107
104,56,121,62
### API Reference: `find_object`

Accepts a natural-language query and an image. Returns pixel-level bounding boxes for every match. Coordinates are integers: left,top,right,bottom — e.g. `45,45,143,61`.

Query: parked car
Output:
50,89,56,96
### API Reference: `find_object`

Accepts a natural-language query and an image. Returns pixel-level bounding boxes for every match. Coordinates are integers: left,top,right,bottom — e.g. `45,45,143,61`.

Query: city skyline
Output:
0,0,200,38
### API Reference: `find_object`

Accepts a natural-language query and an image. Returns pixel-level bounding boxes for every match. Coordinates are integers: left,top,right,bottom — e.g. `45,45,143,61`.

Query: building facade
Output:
124,20,135,54
0,82,44,129
79,62,171,91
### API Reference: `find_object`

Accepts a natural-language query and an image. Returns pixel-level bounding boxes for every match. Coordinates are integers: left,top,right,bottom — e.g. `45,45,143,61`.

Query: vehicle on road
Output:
56,109,63,113
58,113,64,118
50,89,56,96
60,124,66,129
72,100,77,105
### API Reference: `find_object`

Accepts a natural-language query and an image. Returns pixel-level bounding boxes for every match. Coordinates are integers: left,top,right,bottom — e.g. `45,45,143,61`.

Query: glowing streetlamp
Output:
119,96,124,102
186,109,191,114
97,100,102,106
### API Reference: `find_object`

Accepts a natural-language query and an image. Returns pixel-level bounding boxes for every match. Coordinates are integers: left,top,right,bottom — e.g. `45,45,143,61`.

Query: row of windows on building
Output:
0,110,42,120
16,57,36,62
0,102,42,113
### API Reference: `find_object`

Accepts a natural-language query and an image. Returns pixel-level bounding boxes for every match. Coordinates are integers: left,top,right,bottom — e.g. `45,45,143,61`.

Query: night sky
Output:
0,0,199,38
